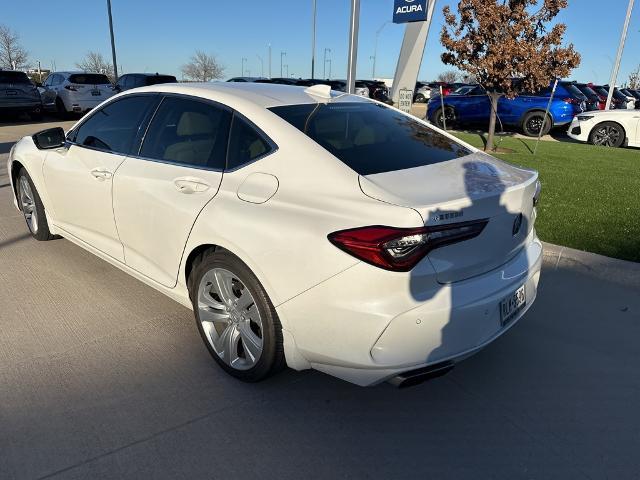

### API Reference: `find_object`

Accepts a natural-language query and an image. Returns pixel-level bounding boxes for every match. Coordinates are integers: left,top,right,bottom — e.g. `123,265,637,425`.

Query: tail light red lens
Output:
328,220,488,272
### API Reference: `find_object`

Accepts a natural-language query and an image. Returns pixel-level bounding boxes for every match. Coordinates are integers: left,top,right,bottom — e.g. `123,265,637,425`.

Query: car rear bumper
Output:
278,230,543,386
0,100,42,111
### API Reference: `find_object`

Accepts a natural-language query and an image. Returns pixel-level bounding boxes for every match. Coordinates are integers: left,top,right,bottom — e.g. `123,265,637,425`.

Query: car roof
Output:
123,73,176,77
125,81,369,109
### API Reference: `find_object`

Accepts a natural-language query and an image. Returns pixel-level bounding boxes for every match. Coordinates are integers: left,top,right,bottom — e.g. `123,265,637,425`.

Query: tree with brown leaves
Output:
440,0,580,151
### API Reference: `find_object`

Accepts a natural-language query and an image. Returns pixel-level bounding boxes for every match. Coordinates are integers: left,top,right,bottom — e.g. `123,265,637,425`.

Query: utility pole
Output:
311,0,317,78
323,48,331,78
327,58,332,79
606,0,635,110
372,21,389,79
242,57,247,76
346,0,360,94
284,64,289,78
257,55,264,77
280,51,286,78
106,0,119,80
268,44,272,78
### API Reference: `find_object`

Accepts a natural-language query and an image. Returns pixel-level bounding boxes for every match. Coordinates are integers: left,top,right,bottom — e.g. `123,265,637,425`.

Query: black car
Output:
572,82,601,111
114,73,177,92
255,77,299,85
0,70,42,120
620,88,640,109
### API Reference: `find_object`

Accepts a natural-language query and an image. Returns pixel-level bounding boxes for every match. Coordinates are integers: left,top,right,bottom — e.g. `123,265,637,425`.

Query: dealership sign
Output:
393,0,429,24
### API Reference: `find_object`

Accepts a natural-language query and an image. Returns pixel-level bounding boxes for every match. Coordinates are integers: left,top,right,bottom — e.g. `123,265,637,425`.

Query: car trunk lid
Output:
359,152,538,283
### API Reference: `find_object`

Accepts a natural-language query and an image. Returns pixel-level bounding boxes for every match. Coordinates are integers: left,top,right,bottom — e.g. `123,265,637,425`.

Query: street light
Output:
372,21,390,79
280,51,286,78
106,0,118,80
311,0,317,79
323,48,331,79
346,0,361,94
257,55,264,78
242,57,247,76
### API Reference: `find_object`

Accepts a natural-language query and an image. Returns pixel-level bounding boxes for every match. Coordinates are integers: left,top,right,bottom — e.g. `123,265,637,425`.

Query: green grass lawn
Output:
454,132,640,263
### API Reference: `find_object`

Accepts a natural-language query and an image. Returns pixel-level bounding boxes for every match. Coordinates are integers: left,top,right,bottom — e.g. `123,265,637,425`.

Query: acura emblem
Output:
512,213,523,236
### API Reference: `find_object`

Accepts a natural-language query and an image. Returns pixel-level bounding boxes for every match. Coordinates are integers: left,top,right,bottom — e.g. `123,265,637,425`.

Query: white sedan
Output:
7,82,542,387
567,109,640,148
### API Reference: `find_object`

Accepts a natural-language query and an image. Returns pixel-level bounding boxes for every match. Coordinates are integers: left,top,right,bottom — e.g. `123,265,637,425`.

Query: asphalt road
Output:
1,120,639,480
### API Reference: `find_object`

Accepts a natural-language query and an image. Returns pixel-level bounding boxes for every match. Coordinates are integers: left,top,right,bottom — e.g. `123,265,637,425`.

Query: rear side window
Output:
73,95,158,154
270,102,470,175
226,116,273,170
68,74,111,85
0,71,30,84
140,96,231,169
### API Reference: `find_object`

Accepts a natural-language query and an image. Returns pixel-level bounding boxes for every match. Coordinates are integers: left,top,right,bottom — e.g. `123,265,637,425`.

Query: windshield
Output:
68,74,111,85
270,102,471,176
0,71,31,84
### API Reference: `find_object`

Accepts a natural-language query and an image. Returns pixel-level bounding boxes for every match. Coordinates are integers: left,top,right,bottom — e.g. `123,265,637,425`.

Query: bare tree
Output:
437,70,459,83
181,51,224,82
0,24,29,70
628,65,640,90
76,51,115,82
440,0,580,151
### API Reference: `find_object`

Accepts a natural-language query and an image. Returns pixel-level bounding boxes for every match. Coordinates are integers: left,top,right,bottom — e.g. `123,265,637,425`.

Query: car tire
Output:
188,248,286,382
30,108,43,121
16,168,56,241
522,111,552,137
432,106,456,129
414,93,426,104
588,122,625,148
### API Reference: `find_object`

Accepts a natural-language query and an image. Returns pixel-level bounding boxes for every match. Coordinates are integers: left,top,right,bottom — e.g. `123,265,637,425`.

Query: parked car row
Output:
0,69,178,119
227,76,392,103
425,79,640,137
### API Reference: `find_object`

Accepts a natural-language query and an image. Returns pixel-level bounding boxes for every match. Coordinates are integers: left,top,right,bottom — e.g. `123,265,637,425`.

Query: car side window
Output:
226,115,274,170
118,75,129,89
139,96,232,169
73,95,158,154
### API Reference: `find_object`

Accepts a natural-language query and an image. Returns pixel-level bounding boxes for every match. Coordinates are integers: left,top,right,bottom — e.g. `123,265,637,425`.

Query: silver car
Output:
40,71,115,116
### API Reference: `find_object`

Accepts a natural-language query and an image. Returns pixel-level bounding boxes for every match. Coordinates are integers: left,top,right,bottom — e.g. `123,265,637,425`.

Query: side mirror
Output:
32,127,66,150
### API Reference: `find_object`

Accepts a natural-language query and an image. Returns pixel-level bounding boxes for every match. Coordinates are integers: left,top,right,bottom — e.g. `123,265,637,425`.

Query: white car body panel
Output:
567,109,640,147
7,82,543,386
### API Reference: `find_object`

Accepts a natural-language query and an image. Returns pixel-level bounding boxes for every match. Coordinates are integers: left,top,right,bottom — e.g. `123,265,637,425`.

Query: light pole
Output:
372,21,389,79
284,64,289,78
311,0,317,79
346,0,360,94
326,58,332,79
242,57,247,76
280,51,286,78
106,0,118,80
606,0,635,110
323,48,331,79
257,55,264,77
268,44,272,78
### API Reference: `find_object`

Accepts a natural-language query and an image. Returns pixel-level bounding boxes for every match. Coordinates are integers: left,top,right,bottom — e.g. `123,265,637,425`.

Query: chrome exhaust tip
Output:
388,362,454,389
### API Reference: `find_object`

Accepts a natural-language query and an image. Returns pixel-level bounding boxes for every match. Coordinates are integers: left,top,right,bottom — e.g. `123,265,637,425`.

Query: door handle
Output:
174,177,211,194
91,168,113,181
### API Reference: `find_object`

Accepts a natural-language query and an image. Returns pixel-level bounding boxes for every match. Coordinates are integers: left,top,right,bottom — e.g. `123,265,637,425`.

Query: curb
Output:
542,242,640,290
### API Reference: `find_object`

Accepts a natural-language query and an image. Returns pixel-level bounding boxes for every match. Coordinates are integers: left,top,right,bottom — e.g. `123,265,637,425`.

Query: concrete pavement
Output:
1,120,639,479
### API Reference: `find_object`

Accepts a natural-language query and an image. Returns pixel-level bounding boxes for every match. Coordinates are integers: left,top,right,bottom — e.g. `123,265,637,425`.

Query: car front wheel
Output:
589,122,625,148
17,168,55,241
188,249,285,382
432,106,456,129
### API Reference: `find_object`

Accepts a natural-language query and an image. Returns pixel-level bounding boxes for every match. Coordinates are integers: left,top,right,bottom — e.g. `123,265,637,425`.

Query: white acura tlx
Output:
7,82,542,387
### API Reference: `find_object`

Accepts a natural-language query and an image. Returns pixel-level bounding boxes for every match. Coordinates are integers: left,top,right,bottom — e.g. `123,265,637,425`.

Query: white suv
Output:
41,71,115,115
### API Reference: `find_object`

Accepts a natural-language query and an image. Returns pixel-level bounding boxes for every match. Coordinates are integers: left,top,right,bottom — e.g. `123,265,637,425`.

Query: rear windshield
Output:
68,74,111,85
145,75,176,86
562,83,587,98
270,102,470,175
577,85,598,97
0,71,31,84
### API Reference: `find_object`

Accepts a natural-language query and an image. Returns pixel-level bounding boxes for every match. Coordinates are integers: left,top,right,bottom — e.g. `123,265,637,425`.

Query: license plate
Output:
500,285,526,326
91,90,101,96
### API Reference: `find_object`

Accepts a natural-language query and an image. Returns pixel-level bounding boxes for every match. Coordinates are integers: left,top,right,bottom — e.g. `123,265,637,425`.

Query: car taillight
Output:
328,220,488,272
562,97,579,105
64,85,78,91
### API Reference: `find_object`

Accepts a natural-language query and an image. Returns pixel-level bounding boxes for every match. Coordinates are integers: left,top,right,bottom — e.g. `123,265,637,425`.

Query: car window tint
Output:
140,96,231,169
0,71,30,84
270,102,470,175
146,75,176,86
226,116,273,170
74,95,157,154
68,74,111,85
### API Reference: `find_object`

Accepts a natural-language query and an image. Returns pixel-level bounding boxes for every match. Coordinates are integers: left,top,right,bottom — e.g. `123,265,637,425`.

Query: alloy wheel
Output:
592,125,621,147
197,268,264,370
19,176,38,234
526,116,544,135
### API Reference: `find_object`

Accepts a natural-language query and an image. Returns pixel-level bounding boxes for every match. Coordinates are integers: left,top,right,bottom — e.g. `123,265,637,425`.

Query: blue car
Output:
427,82,587,136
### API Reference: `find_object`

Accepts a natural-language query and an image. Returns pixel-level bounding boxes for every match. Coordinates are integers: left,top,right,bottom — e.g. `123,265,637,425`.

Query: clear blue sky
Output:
3,0,639,84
